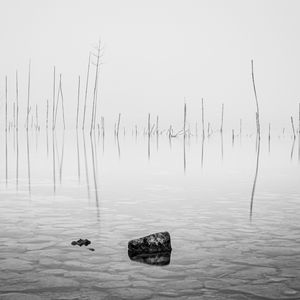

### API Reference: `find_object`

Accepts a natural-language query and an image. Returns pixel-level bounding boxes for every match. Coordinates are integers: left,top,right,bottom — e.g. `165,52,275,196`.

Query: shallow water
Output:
0,130,300,299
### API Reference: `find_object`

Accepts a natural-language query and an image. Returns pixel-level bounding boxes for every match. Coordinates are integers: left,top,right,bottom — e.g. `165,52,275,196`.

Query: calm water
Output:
0,130,300,300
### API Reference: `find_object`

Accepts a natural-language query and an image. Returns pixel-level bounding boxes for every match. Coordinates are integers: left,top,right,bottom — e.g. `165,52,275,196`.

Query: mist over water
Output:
0,129,299,299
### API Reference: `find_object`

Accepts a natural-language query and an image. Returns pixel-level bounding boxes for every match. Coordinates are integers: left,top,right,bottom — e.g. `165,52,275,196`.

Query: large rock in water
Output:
128,231,172,255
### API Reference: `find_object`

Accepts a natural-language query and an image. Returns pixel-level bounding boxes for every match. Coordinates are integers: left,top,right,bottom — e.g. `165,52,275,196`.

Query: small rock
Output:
71,239,91,247
128,231,172,255
88,248,95,251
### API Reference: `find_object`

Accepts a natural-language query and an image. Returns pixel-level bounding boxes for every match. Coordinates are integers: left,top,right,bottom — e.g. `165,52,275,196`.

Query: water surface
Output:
0,130,299,299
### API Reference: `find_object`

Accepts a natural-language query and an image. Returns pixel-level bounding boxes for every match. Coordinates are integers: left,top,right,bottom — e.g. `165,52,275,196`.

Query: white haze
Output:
0,0,300,133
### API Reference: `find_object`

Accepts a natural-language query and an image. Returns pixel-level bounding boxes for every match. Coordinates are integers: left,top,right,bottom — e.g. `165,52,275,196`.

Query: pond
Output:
0,130,299,299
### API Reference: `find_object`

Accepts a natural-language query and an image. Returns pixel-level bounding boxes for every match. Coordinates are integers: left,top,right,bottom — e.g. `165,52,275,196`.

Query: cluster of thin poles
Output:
2,57,300,141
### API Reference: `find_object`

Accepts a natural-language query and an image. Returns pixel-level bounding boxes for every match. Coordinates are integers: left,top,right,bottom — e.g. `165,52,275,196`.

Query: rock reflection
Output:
128,251,171,266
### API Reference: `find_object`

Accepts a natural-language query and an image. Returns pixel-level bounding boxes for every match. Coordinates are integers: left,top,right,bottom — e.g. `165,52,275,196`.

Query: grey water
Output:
0,130,300,300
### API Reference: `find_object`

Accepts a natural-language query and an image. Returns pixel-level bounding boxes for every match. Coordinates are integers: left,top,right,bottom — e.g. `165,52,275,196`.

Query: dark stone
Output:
128,232,172,255
128,251,171,266
88,248,95,251
71,239,91,247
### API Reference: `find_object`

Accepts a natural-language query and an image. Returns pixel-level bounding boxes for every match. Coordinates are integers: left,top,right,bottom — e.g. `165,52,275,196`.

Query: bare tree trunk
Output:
35,104,38,130
16,71,19,131
251,60,260,137
46,99,49,129
183,103,187,138
60,76,66,130
26,61,31,131
82,53,91,130
291,116,296,139
201,98,205,138
299,103,300,134
90,41,101,134
148,113,151,138
52,66,56,130
76,76,80,130
5,76,8,132
54,74,61,129
101,116,105,137
220,103,224,133
117,113,121,137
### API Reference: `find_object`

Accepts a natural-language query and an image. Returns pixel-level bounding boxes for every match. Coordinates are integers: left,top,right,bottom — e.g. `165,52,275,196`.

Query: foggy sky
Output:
0,0,300,133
